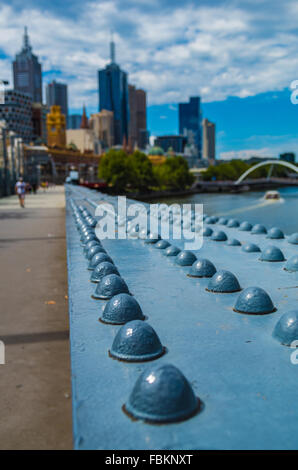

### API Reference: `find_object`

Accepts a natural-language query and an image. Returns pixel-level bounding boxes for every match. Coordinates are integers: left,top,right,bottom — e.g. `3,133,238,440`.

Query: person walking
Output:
15,177,26,208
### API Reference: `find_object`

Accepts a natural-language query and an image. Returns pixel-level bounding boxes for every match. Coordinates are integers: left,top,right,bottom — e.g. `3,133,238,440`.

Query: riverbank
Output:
96,177,298,202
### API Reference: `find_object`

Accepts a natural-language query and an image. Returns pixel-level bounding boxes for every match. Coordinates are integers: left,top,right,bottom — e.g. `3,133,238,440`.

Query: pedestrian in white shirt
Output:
15,177,26,208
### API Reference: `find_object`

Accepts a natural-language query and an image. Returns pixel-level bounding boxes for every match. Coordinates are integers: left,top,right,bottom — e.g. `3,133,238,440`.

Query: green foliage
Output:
98,149,194,193
201,159,292,182
153,156,194,190
98,149,131,192
127,150,155,192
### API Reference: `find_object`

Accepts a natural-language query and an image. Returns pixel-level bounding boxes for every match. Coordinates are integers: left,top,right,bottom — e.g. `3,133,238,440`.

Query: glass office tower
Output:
178,97,202,159
98,41,129,145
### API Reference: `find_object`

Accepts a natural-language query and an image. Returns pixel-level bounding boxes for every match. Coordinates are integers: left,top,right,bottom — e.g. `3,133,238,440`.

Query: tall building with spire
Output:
98,39,129,145
13,27,42,103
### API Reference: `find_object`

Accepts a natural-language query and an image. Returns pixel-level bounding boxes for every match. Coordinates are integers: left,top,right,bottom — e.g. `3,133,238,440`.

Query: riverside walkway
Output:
0,186,72,449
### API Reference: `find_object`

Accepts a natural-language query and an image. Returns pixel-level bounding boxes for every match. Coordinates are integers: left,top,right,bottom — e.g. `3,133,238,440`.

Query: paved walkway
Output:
0,186,72,449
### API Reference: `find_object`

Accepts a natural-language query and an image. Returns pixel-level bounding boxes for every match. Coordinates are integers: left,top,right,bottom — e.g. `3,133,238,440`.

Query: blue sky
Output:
0,0,298,159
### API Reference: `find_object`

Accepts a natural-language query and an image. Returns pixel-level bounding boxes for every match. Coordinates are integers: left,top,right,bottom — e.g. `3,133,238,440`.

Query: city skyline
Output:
0,1,298,158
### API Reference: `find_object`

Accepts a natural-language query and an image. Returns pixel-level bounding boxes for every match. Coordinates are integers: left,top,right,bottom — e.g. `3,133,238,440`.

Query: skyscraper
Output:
89,110,114,149
202,118,216,161
0,89,33,142
46,80,68,119
13,27,42,103
128,85,148,149
178,97,202,159
98,40,129,145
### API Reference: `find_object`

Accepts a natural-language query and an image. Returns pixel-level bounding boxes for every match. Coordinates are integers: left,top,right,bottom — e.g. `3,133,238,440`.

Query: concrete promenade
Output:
0,186,72,449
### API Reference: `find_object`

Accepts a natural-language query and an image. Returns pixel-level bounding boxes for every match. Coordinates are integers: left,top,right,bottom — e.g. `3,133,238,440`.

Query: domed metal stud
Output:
234,286,275,314
206,270,241,293
109,320,165,362
205,216,216,224
100,293,144,324
239,221,252,231
251,224,267,235
210,230,227,241
88,252,113,270
218,217,228,225
81,233,97,246
288,233,298,245
259,245,285,262
93,274,129,300
284,255,298,272
123,363,200,423
175,250,197,266
154,240,171,250
163,245,181,257
90,261,120,283
241,243,261,253
273,311,298,346
139,228,150,240
188,258,216,278
227,219,240,228
86,244,106,260
144,233,161,244
203,227,213,237
84,239,102,255
267,227,284,239
227,238,241,246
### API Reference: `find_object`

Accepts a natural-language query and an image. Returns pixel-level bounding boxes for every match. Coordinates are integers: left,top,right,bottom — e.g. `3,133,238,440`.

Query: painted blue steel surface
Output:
65,185,298,450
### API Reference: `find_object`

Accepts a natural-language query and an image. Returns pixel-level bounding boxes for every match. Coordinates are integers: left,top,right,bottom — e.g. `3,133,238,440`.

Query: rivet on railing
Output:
241,243,261,253
123,363,200,423
90,261,120,283
284,255,298,272
251,224,267,235
227,238,241,246
100,293,145,324
267,227,285,239
273,311,298,346
206,270,241,293
210,230,227,242
109,320,165,362
234,286,276,314
259,245,285,262
188,258,216,278
288,233,298,245
88,252,113,270
175,250,197,266
93,274,130,300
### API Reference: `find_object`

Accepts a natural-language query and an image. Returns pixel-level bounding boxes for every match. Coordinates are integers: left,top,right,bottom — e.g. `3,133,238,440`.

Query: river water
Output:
150,187,298,235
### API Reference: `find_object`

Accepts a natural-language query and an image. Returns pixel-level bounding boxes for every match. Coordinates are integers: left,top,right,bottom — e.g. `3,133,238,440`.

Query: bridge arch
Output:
235,160,298,185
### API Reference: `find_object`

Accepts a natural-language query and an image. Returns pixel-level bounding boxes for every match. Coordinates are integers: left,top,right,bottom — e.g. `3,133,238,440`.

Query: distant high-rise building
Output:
98,40,129,145
32,102,48,143
13,27,42,103
154,135,187,154
0,89,33,142
46,105,66,147
178,97,202,159
89,110,114,149
46,80,68,120
279,152,295,163
68,114,82,129
202,118,215,161
128,85,148,149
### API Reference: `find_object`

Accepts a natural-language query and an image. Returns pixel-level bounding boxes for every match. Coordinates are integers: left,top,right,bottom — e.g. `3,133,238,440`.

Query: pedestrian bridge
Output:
235,160,298,185
65,184,298,450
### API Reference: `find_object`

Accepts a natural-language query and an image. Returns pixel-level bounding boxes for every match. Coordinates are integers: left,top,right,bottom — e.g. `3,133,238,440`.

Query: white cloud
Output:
1,0,298,111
